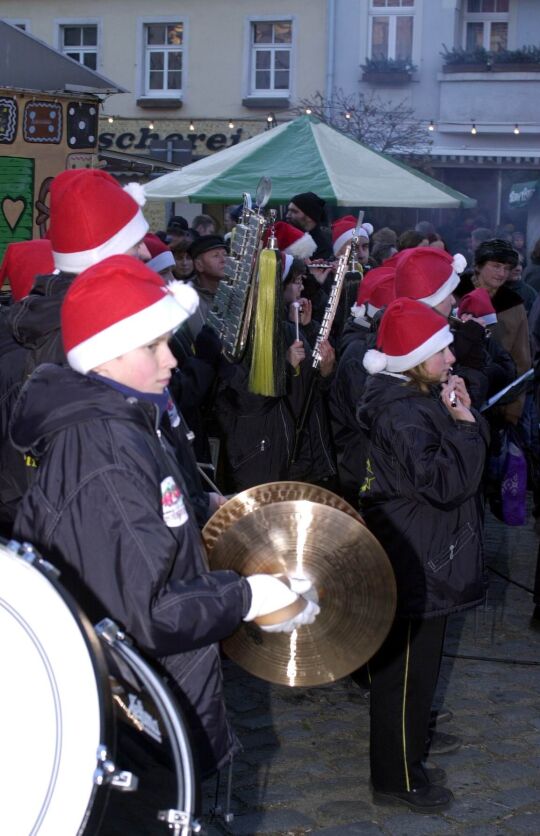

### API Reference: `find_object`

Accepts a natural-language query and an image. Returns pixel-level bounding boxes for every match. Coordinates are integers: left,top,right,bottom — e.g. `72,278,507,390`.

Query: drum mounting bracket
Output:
157,808,202,833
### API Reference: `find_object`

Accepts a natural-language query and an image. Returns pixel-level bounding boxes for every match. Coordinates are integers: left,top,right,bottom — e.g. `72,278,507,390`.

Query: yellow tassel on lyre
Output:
249,248,278,396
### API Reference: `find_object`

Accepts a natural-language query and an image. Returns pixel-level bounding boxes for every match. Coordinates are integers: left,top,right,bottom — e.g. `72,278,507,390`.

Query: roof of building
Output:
0,20,126,96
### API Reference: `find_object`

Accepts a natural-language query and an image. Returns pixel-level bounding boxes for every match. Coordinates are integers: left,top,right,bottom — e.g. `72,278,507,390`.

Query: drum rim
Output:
1,539,116,835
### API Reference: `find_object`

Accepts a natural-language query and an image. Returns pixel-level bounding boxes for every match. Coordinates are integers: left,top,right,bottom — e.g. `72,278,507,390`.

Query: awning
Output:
508,180,539,208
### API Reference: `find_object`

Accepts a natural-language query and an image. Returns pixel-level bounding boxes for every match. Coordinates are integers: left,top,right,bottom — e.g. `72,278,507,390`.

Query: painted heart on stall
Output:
2,198,26,231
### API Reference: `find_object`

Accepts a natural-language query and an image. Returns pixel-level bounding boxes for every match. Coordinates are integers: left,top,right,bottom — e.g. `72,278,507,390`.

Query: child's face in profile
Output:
94,332,176,394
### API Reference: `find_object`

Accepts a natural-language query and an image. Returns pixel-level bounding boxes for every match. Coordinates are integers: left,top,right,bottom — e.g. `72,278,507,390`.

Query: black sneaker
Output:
373,784,454,813
423,765,447,784
426,731,462,755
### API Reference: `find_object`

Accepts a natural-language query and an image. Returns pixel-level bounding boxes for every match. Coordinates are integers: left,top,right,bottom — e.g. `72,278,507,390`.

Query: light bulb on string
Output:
514,124,520,135
148,122,154,130
189,121,195,132
305,107,312,115
471,122,477,135
228,119,235,129
428,119,435,132
107,116,114,124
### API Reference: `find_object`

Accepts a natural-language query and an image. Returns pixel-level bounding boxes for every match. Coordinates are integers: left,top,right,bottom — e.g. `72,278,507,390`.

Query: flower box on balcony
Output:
490,62,540,72
362,70,412,84
442,63,488,73
361,58,416,85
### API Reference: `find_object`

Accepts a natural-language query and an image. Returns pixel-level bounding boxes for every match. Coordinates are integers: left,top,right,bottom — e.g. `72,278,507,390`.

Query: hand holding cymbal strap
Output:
244,574,320,633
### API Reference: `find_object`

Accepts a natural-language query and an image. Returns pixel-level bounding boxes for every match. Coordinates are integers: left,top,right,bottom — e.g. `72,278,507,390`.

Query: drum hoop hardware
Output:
12,539,61,579
95,618,200,836
158,809,202,832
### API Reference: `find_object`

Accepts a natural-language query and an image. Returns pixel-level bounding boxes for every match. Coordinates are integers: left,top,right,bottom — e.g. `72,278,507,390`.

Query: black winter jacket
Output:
357,373,489,619
214,323,335,491
11,365,250,776
329,317,375,500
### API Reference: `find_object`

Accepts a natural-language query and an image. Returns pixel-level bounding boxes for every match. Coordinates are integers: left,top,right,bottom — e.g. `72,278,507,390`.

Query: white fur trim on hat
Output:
333,226,370,256
418,270,460,309
147,250,176,274
363,349,388,374
53,210,149,274
383,324,453,374
351,301,380,321
282,253,294,281
67,284,199,373
286,232,317,259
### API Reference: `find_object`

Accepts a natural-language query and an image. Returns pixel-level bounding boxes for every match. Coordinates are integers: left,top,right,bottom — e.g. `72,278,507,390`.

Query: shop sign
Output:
98,125,247,156
508,180,538,208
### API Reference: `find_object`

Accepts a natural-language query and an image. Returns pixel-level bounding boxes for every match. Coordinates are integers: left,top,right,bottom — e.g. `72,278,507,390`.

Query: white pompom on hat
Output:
49,170,149,274
394,246,465,309
332,215,373,255
363,297,453,375
62,254,199,373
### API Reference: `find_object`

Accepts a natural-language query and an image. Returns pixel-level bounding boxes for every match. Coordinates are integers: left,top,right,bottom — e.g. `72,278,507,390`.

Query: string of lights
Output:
103,109,523,136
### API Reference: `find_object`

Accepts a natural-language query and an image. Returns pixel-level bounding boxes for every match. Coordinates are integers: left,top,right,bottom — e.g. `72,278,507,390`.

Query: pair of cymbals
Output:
203,482,396,687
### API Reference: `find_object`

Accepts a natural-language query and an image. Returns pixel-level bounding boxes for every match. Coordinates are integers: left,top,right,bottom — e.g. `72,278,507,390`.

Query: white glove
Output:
244,574,298,621
259,598,320,633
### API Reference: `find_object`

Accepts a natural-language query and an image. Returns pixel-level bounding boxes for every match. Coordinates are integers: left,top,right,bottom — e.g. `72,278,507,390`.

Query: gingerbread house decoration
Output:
0,20,125,258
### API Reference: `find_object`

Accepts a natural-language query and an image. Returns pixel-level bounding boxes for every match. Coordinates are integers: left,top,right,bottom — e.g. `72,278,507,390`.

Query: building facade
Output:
2,0,539,243
331,0,540,248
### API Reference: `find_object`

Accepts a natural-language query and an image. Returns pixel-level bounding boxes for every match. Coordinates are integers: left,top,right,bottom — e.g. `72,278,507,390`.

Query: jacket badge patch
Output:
160,476,188,527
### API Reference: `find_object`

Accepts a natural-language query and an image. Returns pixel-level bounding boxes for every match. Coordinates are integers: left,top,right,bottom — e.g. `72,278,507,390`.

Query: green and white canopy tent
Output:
143,115,475,209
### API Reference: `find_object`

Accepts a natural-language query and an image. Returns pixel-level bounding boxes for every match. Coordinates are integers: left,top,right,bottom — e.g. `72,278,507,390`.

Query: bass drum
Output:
0,540,198,836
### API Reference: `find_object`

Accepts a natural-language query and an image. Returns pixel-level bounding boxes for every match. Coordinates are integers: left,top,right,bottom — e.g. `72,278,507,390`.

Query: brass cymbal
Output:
209,500,396,687
203,481,363,555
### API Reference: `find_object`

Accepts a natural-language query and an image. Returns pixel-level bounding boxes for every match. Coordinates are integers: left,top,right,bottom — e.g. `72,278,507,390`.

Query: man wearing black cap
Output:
286,191,333,259
186,235,228,340
167,215,192,248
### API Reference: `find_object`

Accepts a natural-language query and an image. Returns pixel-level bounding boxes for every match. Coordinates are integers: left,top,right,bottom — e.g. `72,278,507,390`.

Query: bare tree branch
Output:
295,88,431,158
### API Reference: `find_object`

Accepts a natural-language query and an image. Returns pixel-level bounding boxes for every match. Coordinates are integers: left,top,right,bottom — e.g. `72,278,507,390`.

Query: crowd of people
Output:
0,170,539,817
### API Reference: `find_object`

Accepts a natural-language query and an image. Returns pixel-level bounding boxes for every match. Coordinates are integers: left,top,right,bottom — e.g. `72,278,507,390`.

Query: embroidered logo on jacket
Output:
360,458,375,494
160,476,188,527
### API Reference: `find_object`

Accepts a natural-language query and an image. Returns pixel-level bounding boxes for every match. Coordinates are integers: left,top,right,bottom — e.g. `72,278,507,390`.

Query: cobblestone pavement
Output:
98,509,540,835
200,509,540,836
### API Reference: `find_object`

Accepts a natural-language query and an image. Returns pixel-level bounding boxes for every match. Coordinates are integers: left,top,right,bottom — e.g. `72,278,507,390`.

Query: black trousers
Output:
368,614,447,793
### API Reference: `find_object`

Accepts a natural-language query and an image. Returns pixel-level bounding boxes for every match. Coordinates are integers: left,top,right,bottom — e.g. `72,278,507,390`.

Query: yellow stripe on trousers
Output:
401,621,412,792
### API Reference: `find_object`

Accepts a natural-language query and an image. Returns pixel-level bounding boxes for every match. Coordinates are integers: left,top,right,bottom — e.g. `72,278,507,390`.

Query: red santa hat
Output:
62,254,199,373
263,221,316,259
332,215,374,256
351,264,396,320
363,297,453,375
143,233,176,274
394,246,466,308
457,288,497,325
0,239,54,301
49,170,149,275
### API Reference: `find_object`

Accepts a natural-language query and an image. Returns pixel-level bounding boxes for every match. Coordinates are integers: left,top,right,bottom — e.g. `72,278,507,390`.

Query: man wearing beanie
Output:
0,169,150,534
286,191,333,259
10,255,319,789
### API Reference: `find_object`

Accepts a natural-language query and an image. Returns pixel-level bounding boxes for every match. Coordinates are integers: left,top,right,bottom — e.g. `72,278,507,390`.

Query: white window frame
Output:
137,17,187,99
55,18,101,71
368,0,416,62
462,0,510,52
244,16,295,99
